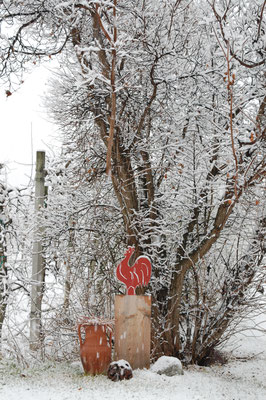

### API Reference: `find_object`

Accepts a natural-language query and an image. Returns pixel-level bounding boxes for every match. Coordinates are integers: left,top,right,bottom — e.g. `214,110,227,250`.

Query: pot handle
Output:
78,324,83,346
106,325,113,347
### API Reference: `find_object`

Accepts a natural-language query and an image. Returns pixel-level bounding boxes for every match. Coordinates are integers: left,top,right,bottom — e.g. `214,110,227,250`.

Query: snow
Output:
150,355,183,375
0,317,265,400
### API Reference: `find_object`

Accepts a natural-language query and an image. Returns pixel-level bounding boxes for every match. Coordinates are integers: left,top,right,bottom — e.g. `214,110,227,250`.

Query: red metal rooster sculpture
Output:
116,247,152,295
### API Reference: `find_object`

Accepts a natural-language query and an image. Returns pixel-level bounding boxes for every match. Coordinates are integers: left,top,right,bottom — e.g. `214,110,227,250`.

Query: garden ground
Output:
0,315,265,400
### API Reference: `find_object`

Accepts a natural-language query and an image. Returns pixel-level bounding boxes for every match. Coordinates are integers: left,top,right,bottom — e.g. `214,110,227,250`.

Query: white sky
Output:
0,65,59,188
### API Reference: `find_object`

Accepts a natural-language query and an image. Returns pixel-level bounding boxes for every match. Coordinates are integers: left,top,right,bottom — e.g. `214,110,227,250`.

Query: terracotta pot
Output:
78,323,112,375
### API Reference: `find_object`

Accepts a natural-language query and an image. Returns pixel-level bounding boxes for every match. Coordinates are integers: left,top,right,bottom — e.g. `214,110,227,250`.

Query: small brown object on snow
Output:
107,360,133,381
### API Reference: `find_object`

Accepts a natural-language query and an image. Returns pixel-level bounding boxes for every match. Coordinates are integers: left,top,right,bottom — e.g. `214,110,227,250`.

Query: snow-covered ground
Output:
0,318,265,400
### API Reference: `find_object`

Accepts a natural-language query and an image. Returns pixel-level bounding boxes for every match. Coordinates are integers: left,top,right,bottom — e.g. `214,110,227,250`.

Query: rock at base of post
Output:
107,360,133,381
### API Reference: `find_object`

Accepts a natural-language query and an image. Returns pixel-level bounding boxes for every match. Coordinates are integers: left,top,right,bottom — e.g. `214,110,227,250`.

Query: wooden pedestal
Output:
114,295,151,370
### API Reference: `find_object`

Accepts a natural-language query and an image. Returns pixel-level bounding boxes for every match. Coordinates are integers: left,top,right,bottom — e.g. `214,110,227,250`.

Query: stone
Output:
150,356,184,376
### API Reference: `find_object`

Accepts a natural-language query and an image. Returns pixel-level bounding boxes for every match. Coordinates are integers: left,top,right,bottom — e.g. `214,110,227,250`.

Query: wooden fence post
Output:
29,151,46,350
114,295,151,369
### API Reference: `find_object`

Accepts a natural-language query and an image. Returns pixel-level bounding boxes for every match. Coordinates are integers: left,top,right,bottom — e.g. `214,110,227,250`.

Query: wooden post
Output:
114,295,151,369
29,151,46,350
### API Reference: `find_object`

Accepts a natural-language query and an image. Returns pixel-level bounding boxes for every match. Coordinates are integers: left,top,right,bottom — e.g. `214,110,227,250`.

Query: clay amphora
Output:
78,323,112,375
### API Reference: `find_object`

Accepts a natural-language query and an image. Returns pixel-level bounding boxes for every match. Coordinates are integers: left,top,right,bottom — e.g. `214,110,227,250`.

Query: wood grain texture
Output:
114,295,151,369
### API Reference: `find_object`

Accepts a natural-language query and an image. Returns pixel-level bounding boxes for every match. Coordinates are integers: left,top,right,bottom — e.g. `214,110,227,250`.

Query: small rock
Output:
150,356,184,376
107,360,133,381
70,361,83,373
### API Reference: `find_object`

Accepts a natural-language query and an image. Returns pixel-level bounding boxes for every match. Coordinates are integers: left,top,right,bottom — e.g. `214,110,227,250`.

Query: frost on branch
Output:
0,0,265,365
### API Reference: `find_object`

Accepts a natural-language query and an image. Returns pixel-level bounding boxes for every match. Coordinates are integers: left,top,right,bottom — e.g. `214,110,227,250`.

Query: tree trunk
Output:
0,184,8,353
0,255,7,351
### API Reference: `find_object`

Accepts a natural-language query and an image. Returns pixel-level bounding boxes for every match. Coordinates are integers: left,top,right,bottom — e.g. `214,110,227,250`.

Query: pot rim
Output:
78,315,114,327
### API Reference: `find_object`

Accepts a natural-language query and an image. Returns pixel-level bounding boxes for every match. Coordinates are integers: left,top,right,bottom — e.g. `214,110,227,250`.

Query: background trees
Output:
0,0,265,364
0,165,33,358
0,167,10,344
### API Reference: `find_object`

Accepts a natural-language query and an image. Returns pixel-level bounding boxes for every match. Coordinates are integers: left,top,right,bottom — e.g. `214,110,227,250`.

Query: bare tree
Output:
0,179,9,345
0,167,21,351
0,0,265,364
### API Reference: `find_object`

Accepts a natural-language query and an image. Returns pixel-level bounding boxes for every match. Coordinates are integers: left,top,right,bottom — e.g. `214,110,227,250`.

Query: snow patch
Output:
150,356,184,376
